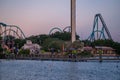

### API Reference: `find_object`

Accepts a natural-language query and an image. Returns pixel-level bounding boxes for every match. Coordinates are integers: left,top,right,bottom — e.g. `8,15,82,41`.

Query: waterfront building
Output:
93,46,116,56
81,46,116,56
22,40,41,54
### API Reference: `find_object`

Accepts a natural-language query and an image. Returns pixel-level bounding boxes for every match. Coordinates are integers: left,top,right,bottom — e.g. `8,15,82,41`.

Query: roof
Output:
95,46,115,50
83,46,93,50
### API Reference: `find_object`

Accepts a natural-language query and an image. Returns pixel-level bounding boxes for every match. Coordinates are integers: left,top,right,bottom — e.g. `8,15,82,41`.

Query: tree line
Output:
0,32,120,55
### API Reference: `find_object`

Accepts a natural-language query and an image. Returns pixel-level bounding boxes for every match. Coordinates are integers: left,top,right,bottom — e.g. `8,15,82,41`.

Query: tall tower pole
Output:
71,0,76,43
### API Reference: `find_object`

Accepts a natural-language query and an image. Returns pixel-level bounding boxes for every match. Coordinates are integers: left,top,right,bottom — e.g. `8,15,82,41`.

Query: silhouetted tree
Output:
50,31,79,41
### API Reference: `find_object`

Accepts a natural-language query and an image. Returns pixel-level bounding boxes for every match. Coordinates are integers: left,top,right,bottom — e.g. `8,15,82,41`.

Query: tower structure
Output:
71,0,76,43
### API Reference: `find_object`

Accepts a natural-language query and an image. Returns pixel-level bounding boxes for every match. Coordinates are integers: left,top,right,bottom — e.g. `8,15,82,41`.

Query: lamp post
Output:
71,0,76,43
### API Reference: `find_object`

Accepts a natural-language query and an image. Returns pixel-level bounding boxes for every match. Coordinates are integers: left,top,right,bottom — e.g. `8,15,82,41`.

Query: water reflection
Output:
0,60,120,80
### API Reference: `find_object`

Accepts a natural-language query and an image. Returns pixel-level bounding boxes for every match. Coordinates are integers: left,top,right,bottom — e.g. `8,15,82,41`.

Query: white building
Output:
22,40,41,54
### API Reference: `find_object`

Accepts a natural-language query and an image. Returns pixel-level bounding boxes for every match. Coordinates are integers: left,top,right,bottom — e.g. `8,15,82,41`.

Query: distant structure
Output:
63,26,71,32
0,22,26,52
88,14,113,42
0,22,26,39
82,46,116,56
49,26,71,35
49,27,62,35
93,46,116,56
22,40,41,54
71,0,76,42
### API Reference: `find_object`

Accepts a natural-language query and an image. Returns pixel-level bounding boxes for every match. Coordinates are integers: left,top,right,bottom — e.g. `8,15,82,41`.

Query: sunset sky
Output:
0,0,120,42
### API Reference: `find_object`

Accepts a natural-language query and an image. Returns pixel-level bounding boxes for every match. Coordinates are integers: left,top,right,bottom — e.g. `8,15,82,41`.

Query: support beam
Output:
71,0,76,43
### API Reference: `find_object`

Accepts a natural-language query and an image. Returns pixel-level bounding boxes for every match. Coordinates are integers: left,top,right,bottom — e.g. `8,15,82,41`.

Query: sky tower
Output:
71,0,76,42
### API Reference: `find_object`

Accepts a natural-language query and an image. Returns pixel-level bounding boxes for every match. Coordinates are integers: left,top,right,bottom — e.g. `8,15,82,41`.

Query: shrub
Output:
78,51,92,57
41,50,45,54
42,38,64,51
0,46,3,53
5,50,11,55
64,52,69,56
18,49,30,55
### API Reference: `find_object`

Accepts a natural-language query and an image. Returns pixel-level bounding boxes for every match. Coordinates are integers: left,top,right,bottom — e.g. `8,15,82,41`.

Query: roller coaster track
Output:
0,22,26,39
88,14,112,41
63,26,71,32
49,26,71,35
49,27,63,35
0,22,26,52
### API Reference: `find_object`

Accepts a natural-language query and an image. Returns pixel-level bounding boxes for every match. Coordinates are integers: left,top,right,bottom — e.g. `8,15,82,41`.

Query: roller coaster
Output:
0,22,26,52
49,26,71,35
63,26,71,32
49,14,112,42
87,14,112,41
49,27,63,35
0,22,26,39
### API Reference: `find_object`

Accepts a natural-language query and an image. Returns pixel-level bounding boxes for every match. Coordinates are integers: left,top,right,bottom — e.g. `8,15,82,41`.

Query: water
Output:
0,60,120,80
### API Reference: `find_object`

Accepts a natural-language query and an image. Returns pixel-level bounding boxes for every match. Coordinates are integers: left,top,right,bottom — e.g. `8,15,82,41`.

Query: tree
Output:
14,39,26,49
50,31,80,41
112,42,120,55
27,34,50,45
0,44,3,53
42,38,64,51
72,40,84,49
18,49,30,55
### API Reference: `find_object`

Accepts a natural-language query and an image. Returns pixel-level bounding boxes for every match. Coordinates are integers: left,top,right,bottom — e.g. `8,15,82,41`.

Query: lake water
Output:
0,60,120,80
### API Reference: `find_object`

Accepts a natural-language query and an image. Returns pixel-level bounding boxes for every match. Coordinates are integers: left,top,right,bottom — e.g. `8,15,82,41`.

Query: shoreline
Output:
0,54,120,62
0,59,120,62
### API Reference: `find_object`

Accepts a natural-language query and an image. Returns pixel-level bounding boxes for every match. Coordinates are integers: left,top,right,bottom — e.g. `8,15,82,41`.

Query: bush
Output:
78,51,93,57
41,50,45,54
64,50,77,56
64,52,70,56
42,38,64,51
18,49,30,55
72,50,77,54
5,50,11,55
0,46,3,53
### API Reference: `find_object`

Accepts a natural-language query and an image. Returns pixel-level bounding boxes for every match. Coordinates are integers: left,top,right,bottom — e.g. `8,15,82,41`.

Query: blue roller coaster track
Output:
87,14,112,42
